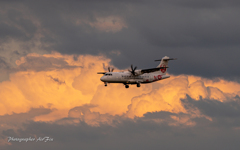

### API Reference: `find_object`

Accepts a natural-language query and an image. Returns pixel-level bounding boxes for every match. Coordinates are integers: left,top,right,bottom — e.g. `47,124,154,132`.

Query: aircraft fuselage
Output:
100,71,170,84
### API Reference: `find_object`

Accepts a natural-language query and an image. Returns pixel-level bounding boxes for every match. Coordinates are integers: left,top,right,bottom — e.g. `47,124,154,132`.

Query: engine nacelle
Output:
134,70,144,76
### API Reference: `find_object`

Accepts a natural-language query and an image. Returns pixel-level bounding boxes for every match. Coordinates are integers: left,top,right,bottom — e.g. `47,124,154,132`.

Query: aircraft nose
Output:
100,76,104,81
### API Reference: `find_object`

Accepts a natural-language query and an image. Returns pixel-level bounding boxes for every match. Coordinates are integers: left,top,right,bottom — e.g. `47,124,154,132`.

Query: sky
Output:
0,0,240,149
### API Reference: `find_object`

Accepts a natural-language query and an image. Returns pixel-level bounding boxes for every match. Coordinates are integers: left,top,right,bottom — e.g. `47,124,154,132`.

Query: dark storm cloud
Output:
2,96,240,150
183,95,240,118
1,0,240,79
0,23,25,41
182,95,240,128
0,8,37,43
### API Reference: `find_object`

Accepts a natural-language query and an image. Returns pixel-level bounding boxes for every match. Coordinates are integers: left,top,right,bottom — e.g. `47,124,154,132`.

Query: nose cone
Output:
100,76,105,81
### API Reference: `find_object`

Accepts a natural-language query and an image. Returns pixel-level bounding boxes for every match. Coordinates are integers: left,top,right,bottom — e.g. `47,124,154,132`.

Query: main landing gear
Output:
124,83,140,88
137,83,141,87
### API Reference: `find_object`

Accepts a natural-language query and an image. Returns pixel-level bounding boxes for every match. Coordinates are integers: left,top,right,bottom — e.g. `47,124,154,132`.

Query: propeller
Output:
97,64,114,74
108,67,114,72
129,64,137,76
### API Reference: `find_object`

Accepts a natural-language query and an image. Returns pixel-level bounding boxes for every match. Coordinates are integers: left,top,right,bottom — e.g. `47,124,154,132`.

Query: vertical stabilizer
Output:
155,56,176,75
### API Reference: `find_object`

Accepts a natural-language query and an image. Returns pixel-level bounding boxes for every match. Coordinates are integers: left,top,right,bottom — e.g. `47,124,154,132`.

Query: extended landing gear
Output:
137,83,141,87
104,82,107,86
125,85,129,88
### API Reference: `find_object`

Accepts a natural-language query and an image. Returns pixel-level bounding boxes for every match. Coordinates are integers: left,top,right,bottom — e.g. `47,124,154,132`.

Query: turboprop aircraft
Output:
97,56,176,88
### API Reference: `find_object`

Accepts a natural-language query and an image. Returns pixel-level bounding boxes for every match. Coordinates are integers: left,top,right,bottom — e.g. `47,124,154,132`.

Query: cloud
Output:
1,53,240,120
2,107,240,150
183,95,240,119
1,0,240,80
1,1,240,149
0,107,53,146
82,16,127,33
0,107,52,130
0,57,11,82
15,53,78,72
67,104,118,126
0,53,240,149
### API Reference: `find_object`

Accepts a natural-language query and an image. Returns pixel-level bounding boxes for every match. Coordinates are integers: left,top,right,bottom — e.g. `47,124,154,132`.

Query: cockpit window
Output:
104,74,112,76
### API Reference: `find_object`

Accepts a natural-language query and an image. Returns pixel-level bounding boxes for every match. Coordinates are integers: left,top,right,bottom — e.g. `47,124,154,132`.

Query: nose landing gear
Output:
125,85,129,88
104,82,107,86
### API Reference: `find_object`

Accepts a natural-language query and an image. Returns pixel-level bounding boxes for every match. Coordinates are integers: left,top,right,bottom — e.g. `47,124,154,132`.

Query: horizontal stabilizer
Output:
97,72,106,74
155,58,177,61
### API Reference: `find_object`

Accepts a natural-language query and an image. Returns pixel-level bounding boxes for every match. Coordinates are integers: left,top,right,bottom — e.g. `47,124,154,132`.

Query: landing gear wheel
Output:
125,85,129,88
104,82,107,86
137,83,140,87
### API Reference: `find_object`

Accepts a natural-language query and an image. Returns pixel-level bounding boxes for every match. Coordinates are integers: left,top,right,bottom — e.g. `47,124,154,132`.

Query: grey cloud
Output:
1,1,240,80
0,57,11,82
182,95,240,128
17,56,78,71
6,9,37,36
0,8,37,43
2,96,240,150
67,104,120,126
0,23,25,41
0,107,52,127
183,95,240,118
1,113,239,150
0,57,9,69
48,75,65,85
0,107,53,142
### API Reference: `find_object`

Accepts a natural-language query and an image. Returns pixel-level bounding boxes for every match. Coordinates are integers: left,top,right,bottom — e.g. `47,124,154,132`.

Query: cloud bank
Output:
0,53,240,149
1,1,240,149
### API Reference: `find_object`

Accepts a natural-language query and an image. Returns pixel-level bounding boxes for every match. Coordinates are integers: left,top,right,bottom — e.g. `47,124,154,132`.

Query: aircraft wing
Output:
141,67,168,74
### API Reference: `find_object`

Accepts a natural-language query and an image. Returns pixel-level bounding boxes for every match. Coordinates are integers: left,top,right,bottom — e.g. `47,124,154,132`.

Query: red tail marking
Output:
160,64,166,73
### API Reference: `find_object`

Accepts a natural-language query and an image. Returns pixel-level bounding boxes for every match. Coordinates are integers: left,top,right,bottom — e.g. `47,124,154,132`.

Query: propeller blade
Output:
134,66,137,71
129,64,137,76
108,66,114,72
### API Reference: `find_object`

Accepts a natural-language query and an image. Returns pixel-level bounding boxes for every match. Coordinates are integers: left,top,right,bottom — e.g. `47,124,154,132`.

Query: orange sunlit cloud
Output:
0,52,240,125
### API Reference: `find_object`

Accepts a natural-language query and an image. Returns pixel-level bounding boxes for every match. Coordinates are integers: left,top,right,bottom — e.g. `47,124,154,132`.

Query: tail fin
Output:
155,56,176,75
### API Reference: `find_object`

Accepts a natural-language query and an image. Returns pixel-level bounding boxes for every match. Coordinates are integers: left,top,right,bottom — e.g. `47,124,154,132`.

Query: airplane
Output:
97,56,176,88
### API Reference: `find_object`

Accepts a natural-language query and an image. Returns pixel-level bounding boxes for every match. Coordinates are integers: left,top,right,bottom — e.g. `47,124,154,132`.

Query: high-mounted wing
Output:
97,72,106,74
141,67,168,74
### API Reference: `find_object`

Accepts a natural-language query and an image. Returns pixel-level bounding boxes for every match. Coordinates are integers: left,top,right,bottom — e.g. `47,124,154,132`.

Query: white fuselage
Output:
99,56,176,88
100,71,170,84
